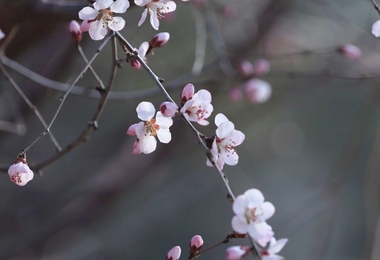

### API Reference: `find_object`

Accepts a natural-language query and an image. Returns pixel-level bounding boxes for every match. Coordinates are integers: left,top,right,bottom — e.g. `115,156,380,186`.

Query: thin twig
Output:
372,0,380,15
0,62,62,151
33,33,118,172
24,32,113,152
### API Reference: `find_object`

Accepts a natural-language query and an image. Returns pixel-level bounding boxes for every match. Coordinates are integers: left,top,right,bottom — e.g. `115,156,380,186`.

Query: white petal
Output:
262,202,275,220
229,130,245,146
149,9,160,30
268,238,288,255
136,101,155,121
138,9,148,27
220,149,239,166
78,7,98,20
247,222,269,241
110,0,130,13
373,20,380,37
135,0,151,7
89,20,108,41
139,135,157,154
156,112,173,127
107,17,125,31
157,128,171,143
161,1,176,12
216,121,234,139
215,113,229,127
231,216,248,234
139,41,150,57
193,89,211,103
244,189,264,204
233,194,248,215
94,0,113,10
135,122,147,140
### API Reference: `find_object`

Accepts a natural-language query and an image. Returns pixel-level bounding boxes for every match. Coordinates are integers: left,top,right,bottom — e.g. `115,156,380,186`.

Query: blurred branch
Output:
191,6,207,76
372,0,380,15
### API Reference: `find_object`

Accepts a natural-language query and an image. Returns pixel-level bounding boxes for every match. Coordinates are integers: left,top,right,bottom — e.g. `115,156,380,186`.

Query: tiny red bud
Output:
130,59,141,70
69,20,82,42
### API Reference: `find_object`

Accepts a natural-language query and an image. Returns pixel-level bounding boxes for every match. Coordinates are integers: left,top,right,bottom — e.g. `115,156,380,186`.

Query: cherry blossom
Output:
231,189,275,246
207,113,245,169
78,0,129,40
261,237,288,260
8,162,34,186
166,246,181,260
135,0,176,30
225,246,250,260
128,101,173,154
180,86,213,126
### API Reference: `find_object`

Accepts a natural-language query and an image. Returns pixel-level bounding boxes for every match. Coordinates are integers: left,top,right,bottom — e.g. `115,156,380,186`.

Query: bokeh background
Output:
0,0,380,259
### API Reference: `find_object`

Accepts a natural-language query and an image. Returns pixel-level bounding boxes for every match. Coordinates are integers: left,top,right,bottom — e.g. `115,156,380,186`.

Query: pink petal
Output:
231,216,248,234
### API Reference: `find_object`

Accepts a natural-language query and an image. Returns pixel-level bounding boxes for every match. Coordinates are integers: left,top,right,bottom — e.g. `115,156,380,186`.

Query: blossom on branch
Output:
180,84,213,126
207,113,245,169
231,189,275,246
127,101,173,154
78,0,129,40
8,161,34,186
225,245,250,260
135,0,176,30
261,237,288,260
189,235,204,254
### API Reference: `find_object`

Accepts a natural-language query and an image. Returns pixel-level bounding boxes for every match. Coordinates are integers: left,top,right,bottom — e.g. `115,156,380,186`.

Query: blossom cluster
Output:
77,0,181,41
127,83,245,171
227,188,288,260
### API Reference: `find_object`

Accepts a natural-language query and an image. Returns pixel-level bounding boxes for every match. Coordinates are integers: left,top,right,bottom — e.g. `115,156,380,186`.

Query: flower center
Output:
144,118,160,136
10,172,22,184
244,206,263,223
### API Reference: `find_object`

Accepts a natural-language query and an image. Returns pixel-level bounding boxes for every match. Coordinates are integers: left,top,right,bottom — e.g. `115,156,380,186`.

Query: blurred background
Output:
0,0,379,259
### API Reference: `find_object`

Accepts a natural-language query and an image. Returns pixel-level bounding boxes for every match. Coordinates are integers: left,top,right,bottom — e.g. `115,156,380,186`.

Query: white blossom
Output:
135,0,176,30
8,162,34,186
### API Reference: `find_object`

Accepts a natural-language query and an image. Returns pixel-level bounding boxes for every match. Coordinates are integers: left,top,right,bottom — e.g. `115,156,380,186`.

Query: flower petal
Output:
78,7,98,20
261,201,275,221
157,128,171,143
107,17,125,31
244,189,264,204
373,20,380,37
233,194,248,215
135,0,151,7
156,112,173,127
89,20,108,41
110,0,130,13
139,135,157,154
139,41,150,57
231,216,248,234
149,9,160,30
94,0,113,10
136,101,155,121
215,113,229,127
268,238,288,255
216,121,234,139
138,9,148,27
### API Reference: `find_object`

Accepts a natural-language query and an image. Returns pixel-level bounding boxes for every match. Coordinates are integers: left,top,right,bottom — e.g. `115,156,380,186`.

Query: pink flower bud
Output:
239,60,254,76
150,32,170,48
69,20,82,42
253,59,270,76
244,79,272,104
160,102,178,117
132,140,142,154
225,246,250,260
229,87,243,102
189,235,204,254
166,246,181,260
130,59,141,70
337,44,361,59
181,83,195,104
80,20,91,33
127,124,137,136
8,161,34,186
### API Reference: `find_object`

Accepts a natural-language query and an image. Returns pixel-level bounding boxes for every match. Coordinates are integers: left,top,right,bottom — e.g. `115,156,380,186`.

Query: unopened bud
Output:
69,20,82,42
244,79,272,104
160,102,178,117
130,59,141,70
239,60,254,76
181,83,195,104
166,246,181,260
132,140,142,154
225,246,250,260
150,32,170,48
189,235,204,254
252,59,270,76
337,44,361,59
229,87,243,102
